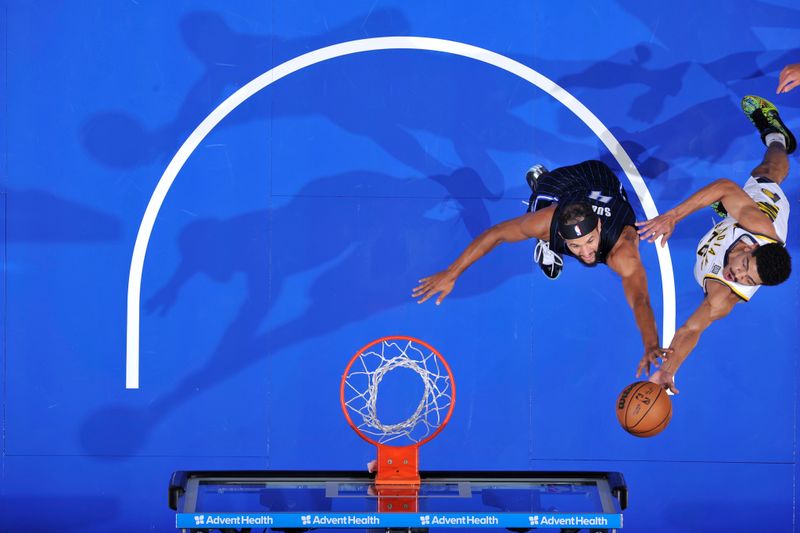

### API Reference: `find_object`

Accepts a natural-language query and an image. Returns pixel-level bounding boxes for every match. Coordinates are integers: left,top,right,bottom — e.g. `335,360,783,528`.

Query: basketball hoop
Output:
340,335,456,501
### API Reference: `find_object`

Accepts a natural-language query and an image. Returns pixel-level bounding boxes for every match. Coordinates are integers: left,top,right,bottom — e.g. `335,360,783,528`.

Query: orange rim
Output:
340,335,456,448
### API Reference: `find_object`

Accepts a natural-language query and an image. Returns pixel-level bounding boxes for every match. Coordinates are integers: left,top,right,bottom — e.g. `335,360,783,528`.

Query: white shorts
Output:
743,176,789,243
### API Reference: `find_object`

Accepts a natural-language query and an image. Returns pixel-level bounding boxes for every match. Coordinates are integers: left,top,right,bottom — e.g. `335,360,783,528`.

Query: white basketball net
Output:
343,339,453,445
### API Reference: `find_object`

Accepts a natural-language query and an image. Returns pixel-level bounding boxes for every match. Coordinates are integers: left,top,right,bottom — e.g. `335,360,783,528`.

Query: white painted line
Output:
126,36,675,388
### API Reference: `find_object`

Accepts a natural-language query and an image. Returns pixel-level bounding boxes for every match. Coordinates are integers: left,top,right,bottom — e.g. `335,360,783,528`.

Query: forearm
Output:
445,228,507,277
630,297,660,350
668,179,735,221
661,291,734,374
659,324,703,375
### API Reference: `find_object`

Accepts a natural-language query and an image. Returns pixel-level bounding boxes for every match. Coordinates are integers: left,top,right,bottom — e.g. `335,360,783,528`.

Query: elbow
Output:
713,178,739,194
478,227,505,248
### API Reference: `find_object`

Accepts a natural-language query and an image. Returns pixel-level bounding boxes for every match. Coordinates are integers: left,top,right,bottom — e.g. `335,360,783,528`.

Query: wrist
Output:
660,360,679,374
446,264,463,278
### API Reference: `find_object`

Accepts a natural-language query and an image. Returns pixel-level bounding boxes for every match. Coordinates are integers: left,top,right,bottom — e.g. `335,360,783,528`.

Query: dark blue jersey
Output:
528,160,636,264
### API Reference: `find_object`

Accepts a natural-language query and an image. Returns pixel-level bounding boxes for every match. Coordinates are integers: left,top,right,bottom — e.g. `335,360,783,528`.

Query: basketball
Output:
616,381,672,437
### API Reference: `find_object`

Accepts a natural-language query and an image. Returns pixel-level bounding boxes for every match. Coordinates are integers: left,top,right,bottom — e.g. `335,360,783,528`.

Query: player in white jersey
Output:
635,95,795,393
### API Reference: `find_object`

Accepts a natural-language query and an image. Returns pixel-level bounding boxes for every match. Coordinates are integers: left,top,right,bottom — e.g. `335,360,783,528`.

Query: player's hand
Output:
635,212,676,247
649,369,679,395
777,63,800,94
635,346,672,378
412,270,457,305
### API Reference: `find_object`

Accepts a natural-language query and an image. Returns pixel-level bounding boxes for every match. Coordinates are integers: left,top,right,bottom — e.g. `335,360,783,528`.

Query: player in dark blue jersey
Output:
414,159,669,365
526,160,637,277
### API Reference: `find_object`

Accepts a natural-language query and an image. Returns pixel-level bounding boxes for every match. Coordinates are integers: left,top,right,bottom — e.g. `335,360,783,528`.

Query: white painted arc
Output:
126,36,676,389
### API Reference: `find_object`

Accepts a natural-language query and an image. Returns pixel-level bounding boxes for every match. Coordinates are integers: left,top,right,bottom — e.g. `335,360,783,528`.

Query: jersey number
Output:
587,190,612,204
697,229,723,258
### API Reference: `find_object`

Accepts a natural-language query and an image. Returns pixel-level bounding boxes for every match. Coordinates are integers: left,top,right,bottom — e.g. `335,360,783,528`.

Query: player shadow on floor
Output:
78,167,535,456
544,43,800,122
80,5,798,195
618,0,800,74
81,11,778,204
80,8,536,199
80,8,412,169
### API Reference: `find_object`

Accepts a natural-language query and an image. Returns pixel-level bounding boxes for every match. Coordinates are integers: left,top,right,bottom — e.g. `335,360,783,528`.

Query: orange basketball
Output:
616,381,672,437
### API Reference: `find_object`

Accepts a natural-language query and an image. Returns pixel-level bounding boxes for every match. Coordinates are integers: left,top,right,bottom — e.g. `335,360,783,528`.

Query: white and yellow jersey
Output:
693,176,789,301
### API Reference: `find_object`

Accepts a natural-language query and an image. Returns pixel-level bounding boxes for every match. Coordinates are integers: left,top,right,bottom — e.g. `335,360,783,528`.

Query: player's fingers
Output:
435,290,450,306
637,359,649,377
414,279,433,290
778,74,798,93
416,290,434,304
413,279,430,290
412,284,429,296
636,218,656,229
668,383,679,395
636,222,655,236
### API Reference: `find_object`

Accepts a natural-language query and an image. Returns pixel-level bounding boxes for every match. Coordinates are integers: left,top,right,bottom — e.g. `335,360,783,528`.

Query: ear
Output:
745,243,760,254
596,218,603,233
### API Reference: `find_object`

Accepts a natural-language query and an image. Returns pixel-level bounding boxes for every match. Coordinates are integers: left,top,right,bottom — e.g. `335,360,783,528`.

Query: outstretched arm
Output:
607,227,670,370
636,178,779,246
413,206,555,304
643,280,740,394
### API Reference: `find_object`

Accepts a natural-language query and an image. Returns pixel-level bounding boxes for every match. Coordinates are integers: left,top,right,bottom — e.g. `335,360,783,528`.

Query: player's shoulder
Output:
518,205,556,238
614,224,639,244
704,279,743,309
606,226,642,274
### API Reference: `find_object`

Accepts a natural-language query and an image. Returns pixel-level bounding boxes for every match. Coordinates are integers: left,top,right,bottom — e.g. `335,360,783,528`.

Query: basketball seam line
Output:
627,384,667,433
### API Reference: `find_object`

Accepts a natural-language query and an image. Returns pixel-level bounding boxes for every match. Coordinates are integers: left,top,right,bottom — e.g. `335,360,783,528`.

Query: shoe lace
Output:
534,240,563,266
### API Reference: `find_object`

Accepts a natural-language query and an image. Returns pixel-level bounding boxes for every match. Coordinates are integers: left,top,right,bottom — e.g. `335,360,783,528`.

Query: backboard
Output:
169,470,627,532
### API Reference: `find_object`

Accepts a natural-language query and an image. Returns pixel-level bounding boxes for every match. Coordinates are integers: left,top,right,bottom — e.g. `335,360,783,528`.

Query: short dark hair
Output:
558,202,595,227
753,243,791,286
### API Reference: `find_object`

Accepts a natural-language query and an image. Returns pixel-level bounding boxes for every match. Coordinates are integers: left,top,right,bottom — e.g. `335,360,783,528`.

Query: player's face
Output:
723,244,763,286
565,222,602,265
